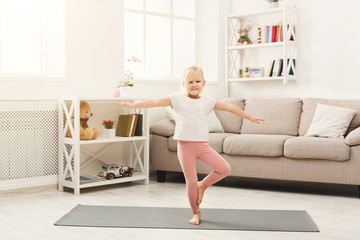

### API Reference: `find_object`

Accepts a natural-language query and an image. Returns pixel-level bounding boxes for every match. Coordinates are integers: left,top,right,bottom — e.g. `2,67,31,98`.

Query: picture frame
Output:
249,67,264,77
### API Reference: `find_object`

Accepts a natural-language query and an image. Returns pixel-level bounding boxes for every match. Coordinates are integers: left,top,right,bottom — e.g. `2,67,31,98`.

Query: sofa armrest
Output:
150,119,175,137
345,127,360,146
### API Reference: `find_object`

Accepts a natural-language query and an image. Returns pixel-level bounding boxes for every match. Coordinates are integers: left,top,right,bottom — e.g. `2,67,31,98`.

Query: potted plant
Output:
265,0,279,8
244,67,250,78
102,120,115,138
239,68,243,78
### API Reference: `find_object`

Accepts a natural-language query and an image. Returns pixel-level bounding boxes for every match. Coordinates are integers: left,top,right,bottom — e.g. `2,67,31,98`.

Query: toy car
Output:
98,164,134,180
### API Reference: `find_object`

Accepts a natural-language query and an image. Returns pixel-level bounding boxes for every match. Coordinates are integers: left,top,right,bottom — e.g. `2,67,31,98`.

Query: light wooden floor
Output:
1,172,360,240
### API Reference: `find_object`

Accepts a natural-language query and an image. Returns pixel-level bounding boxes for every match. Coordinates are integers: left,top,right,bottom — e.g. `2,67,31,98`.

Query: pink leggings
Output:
177,141,231,213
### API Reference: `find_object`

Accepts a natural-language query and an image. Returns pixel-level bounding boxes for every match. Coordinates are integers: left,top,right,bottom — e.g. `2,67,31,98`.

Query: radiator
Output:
0,100,58,191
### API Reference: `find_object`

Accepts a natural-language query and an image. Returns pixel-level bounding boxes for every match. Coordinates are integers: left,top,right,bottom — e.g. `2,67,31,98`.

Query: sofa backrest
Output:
241,98,303,136
214,98,245,133
299,98,360,136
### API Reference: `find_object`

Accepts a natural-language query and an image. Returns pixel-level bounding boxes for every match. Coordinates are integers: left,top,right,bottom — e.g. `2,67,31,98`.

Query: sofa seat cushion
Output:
168,133,235,153
223,134,294,157
284,137,350,161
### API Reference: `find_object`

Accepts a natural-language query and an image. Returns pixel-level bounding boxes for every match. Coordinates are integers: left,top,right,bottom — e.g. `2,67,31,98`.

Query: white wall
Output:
2,0,357,121
0,0,227,123
229,0,360,99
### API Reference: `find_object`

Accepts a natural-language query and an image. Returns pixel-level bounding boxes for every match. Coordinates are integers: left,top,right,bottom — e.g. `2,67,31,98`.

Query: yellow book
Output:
116,115,134,137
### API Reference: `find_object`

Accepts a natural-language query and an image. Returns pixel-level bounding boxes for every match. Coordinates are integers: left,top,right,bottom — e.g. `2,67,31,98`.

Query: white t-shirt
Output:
169,93,216,141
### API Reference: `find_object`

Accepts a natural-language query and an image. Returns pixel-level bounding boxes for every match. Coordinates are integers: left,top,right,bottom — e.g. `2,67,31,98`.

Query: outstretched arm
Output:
214,101,264,124
117,97,171,109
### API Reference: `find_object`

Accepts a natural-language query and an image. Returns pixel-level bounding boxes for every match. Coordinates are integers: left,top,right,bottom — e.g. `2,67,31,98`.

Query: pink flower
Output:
127,56,141,63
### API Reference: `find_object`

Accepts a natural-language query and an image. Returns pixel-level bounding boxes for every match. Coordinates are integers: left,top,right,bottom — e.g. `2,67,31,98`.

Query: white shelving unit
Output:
58,95,149,195
226,6,298,87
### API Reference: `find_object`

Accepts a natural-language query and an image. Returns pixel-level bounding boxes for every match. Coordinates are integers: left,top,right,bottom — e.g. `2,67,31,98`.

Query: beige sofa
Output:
150,98,360,197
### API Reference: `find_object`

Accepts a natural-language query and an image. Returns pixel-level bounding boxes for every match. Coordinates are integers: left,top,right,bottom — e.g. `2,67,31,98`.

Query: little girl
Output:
118,66,264,225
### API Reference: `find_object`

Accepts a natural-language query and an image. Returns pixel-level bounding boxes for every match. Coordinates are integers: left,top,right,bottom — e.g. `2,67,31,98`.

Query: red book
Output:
131,115,139,136
272,25,276,43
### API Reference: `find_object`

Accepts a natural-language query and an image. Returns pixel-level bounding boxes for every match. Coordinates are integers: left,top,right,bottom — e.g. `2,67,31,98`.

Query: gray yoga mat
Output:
54,204,319,232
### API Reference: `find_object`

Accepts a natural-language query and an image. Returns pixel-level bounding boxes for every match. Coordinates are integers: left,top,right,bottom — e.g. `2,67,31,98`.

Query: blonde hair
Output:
182,65,205,87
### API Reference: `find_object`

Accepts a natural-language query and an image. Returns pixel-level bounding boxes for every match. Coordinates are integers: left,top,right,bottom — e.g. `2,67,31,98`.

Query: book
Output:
261,26,266,44
131,115,139,136
272,59,278,77
128,115,136,137
268,26,272,43
134,114,143,136
265,26,269,43
276,25,281,42
287,24,295,41
272,26,276,43
268,60,275,77
276,59,283,77
65,176,103,183
116,114,135,137
287,59,296,75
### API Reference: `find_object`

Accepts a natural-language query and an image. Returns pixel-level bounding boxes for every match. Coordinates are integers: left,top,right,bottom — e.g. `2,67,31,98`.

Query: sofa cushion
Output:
208,110,225,133
345,127,360,146
214,98,245,134
223,134,294,157
150,119,175,137
241,98,302,136
299,98,360,136
305,103,357,139
167,133,235,153
284,137,350,161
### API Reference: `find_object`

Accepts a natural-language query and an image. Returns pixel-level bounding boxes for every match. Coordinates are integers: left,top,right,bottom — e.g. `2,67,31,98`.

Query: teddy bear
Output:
66,101,100,140
237,25,252,45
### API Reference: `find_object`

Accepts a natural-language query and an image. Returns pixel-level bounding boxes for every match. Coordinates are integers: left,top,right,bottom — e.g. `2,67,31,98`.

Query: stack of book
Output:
116,114,143,137
257,24,295,44
267,59,296,77
257,25,283,44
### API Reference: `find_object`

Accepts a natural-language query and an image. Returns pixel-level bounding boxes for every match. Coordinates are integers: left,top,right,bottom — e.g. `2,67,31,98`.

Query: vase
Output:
103,128,115,138
119,87,127,97
113,88,128,97
113,89,121,97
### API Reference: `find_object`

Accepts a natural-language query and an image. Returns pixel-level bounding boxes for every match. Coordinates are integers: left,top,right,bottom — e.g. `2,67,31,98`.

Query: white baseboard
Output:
0,175,58,191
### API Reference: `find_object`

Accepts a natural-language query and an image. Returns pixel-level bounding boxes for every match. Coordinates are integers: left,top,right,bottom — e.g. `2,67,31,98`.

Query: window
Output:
124,0,196,81
0,0,65,79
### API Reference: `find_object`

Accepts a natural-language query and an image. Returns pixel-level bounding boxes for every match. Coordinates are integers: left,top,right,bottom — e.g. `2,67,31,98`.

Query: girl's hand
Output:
116,102,135,108
248,115,265,124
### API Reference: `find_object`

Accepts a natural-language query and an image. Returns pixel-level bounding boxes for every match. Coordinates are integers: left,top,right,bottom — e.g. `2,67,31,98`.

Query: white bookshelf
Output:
58,95,149,195
226,6,298,87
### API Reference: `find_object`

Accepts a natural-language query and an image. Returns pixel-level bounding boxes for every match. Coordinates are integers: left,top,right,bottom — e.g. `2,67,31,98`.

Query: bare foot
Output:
197,181,208,204
189,212,201,225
